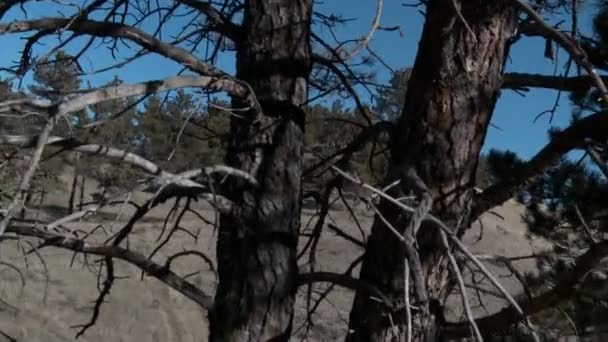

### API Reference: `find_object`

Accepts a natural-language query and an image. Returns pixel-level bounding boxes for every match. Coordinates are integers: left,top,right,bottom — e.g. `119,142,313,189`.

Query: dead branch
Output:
73,256,114,337
165,250,217,282
5,222,214,309
340,0,383,61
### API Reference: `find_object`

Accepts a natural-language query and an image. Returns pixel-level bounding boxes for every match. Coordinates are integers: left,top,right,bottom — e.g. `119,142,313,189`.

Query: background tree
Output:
373,67,411,122
30,51,83,210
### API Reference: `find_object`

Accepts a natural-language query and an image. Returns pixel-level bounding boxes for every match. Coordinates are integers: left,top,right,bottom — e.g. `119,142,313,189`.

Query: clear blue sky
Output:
0,1,602,160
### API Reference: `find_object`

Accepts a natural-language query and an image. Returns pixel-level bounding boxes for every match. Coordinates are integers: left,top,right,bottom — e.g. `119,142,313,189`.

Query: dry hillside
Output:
0,168,551,341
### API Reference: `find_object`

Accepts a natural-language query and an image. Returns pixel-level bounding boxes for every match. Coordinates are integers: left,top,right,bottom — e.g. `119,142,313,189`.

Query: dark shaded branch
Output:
472,111,608,219
74,256,114,338
6,223,214,309
502,73,608,92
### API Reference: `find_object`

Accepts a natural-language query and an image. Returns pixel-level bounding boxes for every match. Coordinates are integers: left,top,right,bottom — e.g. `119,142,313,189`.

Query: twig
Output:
574,204,598,243
440,230,483,342
403,258,412,342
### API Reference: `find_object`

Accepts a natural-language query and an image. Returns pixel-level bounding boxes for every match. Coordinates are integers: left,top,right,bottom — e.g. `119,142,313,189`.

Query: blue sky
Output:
0,0,603,160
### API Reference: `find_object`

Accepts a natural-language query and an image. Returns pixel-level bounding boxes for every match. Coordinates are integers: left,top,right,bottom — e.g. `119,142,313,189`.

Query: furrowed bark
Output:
346,1,517,341
208,0,312,341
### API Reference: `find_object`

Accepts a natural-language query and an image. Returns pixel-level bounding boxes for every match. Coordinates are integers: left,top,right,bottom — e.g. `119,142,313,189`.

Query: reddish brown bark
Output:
346,1,517,340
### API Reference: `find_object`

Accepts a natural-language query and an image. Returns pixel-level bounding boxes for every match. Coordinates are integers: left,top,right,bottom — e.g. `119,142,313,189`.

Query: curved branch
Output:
472,111,608,220
341,0,383,61
5,223,214,310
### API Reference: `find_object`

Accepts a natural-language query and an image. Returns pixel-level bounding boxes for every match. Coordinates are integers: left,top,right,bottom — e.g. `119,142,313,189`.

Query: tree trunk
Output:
346,1,517,341
208,0,312,341
68,152,80,213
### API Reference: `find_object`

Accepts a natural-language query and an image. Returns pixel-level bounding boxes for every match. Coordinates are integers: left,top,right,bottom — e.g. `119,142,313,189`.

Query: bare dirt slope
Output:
0,173,550,341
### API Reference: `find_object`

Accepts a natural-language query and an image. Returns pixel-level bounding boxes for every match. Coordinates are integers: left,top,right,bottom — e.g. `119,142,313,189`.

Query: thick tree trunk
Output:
208,0,312,341
346,1,517,341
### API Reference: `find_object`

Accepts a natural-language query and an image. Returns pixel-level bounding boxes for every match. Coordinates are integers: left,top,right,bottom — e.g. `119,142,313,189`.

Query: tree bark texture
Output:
346,1,517,341
208,0,312,341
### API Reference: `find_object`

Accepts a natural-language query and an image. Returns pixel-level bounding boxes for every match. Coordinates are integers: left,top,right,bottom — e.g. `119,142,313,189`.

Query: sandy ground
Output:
0,173,551,341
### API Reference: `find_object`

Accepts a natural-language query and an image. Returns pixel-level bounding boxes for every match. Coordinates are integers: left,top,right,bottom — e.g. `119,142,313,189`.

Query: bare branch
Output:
340,0,383,61
5,222,215,309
